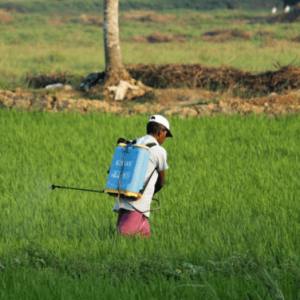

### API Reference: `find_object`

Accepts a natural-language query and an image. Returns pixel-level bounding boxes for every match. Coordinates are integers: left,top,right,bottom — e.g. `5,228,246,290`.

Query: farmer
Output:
113,115,173,237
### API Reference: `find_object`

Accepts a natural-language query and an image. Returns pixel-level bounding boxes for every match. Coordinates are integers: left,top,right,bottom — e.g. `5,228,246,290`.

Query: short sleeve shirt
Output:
113,135,168,218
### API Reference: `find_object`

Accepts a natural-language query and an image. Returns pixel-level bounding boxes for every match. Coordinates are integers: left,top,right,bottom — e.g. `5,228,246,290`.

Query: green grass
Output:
1,110,300,298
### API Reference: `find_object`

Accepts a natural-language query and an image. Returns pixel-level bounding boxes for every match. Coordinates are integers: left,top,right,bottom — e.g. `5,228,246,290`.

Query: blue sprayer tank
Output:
104,143,151,198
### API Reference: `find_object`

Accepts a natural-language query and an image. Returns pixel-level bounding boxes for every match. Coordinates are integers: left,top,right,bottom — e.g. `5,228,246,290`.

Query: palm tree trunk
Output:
103,0,124,72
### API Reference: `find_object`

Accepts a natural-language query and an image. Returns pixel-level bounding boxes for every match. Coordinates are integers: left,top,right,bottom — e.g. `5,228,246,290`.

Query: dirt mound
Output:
1,88,300,118
165,92,300,117
292,35,300,42
125,33,187,43
25,64,300,94
201,29,252,42
78,14,103,26
268,3,300,23
25,72,78,89
127,63,300,93
0,9,14,24
121,11,177,23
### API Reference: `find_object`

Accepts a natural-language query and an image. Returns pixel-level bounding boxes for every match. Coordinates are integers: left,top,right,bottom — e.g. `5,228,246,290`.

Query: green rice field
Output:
1,110,300,299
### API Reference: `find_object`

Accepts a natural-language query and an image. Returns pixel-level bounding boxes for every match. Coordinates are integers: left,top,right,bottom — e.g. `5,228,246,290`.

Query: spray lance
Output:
52,139,161,213
51,184,161,213
51,185,105,194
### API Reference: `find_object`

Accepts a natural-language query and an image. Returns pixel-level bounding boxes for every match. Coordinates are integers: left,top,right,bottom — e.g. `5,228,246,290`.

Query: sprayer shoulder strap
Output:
136,141,157,194
140,167,158,194
145,143,156,148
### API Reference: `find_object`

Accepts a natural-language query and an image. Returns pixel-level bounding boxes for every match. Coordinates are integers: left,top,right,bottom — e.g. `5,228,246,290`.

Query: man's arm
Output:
136,170,165,200
154,170,165,195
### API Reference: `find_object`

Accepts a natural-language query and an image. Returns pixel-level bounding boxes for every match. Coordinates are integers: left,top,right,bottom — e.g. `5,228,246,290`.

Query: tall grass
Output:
1,267,297,299
1,110,300,298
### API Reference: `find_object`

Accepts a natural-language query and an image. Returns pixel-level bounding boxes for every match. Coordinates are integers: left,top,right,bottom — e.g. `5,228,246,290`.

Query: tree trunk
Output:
103,0,129,85
101,0,153,100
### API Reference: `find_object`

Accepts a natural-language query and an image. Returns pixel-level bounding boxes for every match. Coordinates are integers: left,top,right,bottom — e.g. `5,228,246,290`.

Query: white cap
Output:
148,115,173,137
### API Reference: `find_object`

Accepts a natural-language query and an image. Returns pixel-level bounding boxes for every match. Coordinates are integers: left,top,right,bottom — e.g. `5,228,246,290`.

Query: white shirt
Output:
113,135,169,218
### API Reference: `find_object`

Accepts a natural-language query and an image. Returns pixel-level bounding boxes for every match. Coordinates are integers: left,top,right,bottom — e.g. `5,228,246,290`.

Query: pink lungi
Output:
117,209,151,237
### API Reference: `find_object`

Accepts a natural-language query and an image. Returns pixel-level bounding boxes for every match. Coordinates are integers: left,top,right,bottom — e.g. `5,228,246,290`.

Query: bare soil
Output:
0,9,14,24
3,63,300,118
201,29,253,43
1,86,299,118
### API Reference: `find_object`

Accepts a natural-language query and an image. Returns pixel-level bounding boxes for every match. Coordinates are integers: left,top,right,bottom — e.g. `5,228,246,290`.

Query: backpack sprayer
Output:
52,139,161,213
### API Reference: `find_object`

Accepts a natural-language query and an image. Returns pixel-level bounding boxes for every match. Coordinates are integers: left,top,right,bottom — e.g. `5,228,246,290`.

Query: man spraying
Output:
112,115,173,237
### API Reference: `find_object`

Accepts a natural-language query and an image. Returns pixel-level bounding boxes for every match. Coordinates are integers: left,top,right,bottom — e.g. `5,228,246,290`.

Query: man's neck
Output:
148,133,158,141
